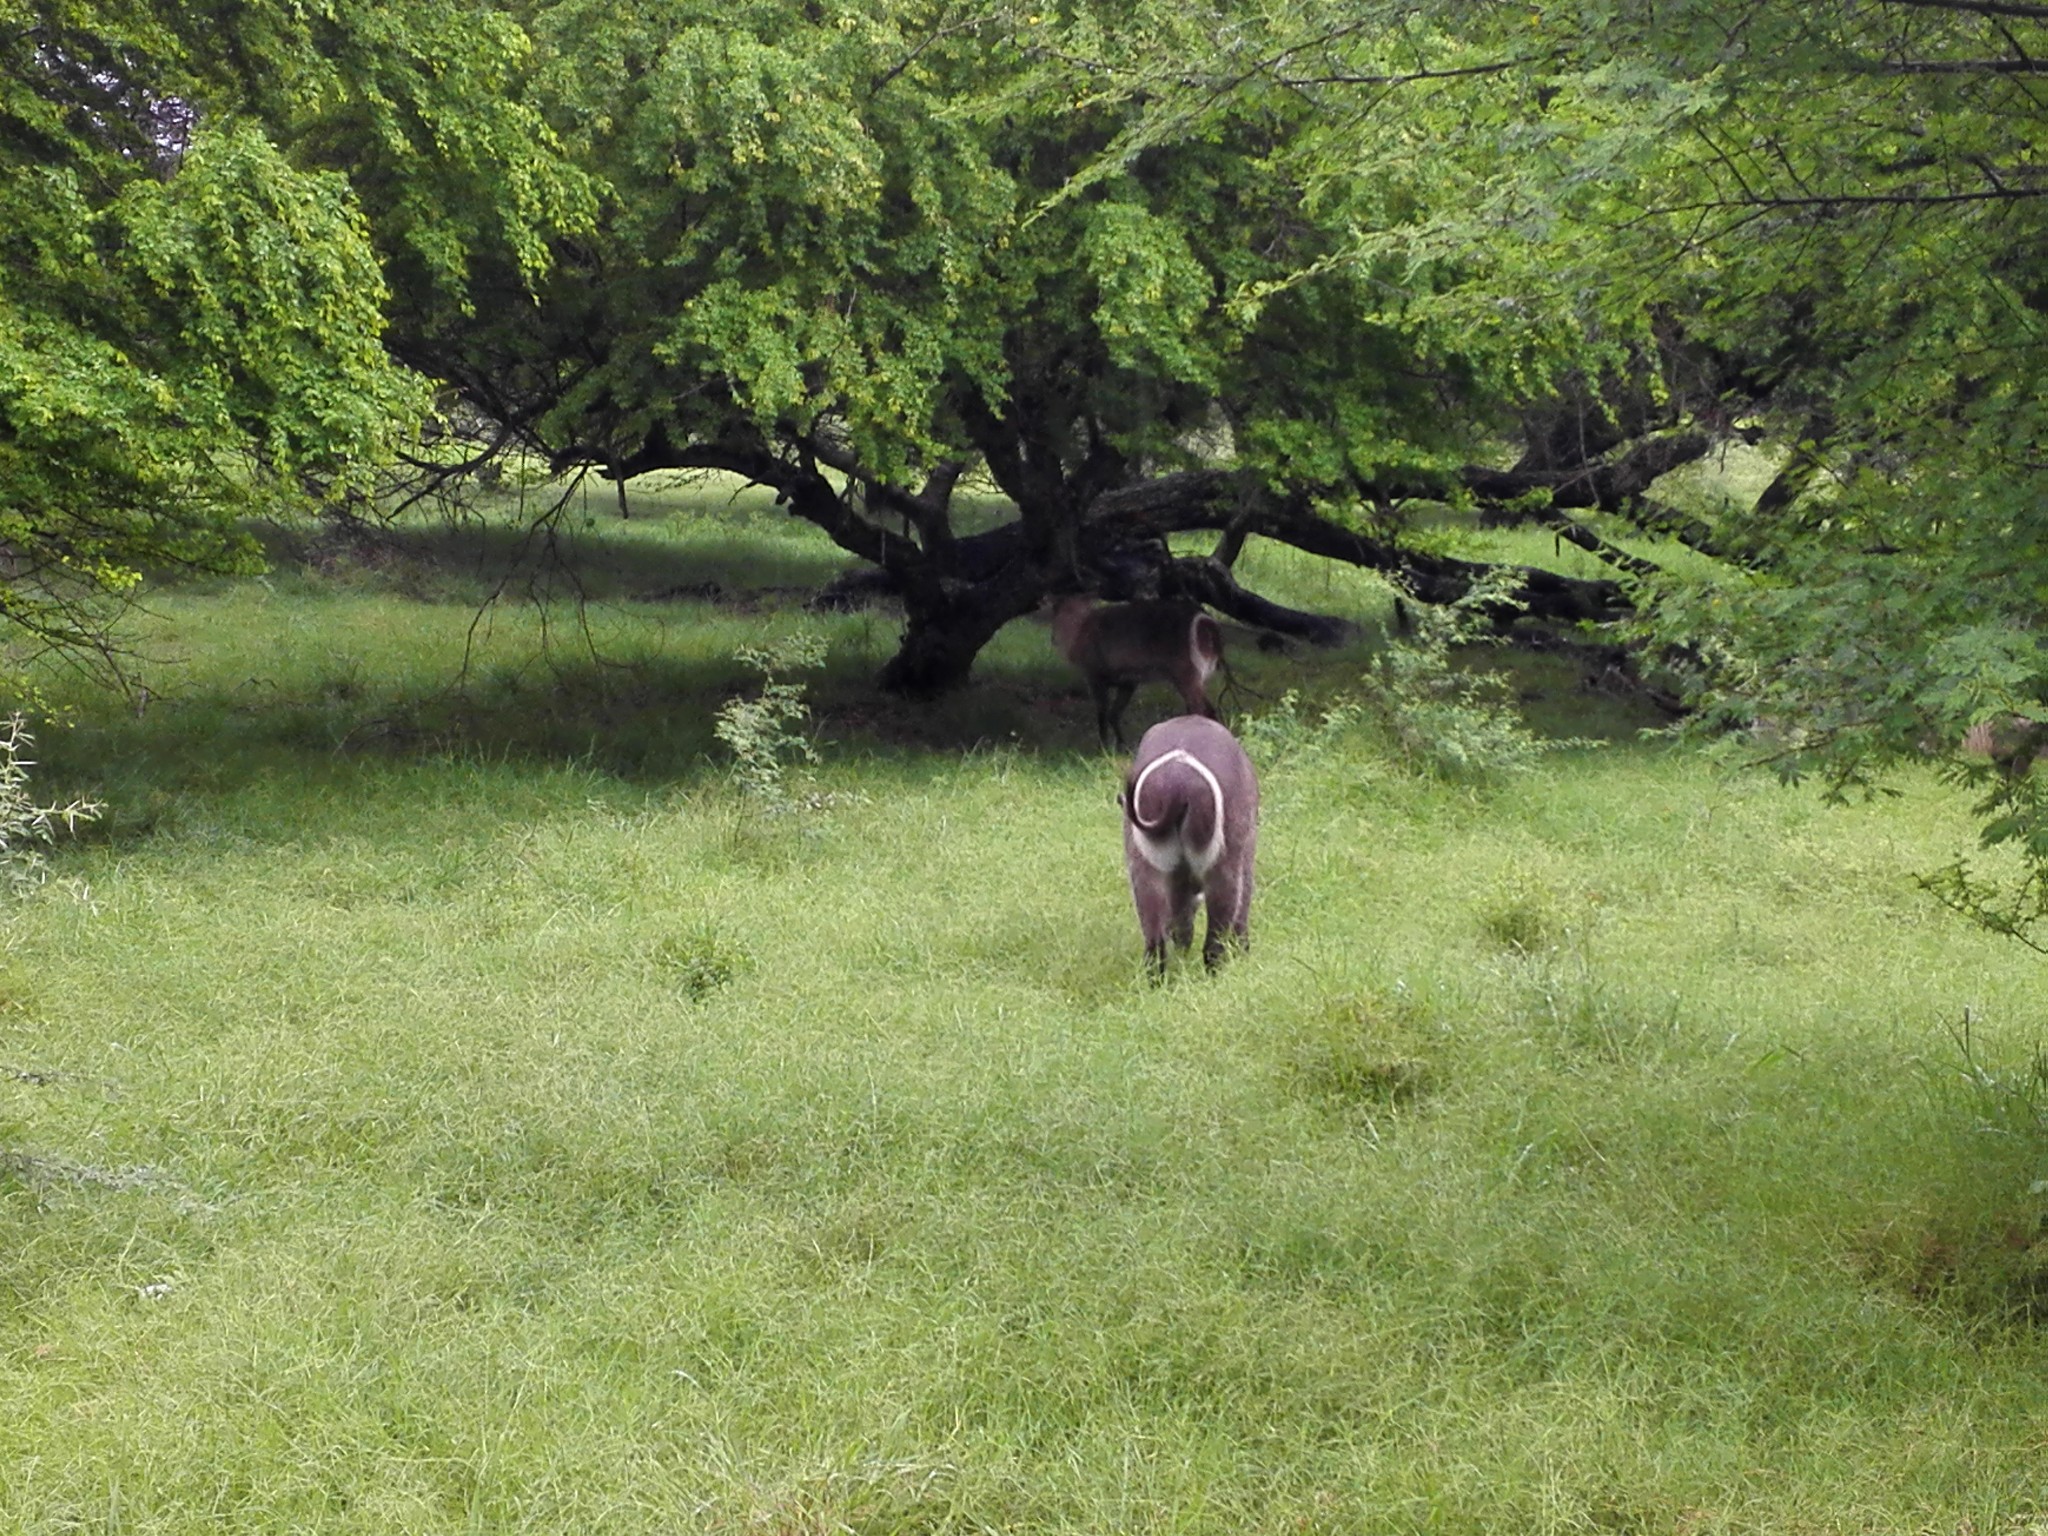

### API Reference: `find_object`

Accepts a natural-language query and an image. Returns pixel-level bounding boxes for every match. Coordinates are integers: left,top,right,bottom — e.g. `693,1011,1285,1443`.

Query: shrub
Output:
1361,579,1585,780
1236,688,1363,770
0,715,101,898
713,632,828,812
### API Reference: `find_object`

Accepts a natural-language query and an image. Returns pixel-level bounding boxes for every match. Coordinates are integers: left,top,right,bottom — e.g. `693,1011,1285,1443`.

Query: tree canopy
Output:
335,0,1670,694
0,0,587,673
8,0,2048,926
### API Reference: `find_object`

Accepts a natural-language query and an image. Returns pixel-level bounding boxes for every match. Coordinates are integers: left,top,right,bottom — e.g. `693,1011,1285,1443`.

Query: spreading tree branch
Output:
1875,0,2048,18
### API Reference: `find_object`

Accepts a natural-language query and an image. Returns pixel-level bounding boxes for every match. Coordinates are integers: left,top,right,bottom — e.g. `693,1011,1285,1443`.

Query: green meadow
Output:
5,483,2048,1533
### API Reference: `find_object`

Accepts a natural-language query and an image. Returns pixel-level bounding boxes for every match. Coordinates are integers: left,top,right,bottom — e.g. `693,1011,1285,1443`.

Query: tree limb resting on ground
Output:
1081,470,1633,625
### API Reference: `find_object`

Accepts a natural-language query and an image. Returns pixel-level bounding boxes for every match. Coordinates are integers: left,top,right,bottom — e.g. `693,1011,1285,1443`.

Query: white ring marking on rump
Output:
1129,747,1227,874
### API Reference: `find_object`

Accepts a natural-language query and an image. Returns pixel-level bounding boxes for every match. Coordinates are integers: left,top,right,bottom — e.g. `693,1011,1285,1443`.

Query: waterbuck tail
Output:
1124,746,1224,854
1122,760,1188,836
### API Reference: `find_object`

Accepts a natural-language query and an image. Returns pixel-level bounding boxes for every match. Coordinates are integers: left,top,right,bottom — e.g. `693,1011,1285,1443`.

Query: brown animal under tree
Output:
1051,595,1224,749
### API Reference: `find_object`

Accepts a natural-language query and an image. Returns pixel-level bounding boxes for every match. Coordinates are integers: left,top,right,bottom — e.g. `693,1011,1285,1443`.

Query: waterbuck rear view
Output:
1050,595,1223,749
1120,714,1259,976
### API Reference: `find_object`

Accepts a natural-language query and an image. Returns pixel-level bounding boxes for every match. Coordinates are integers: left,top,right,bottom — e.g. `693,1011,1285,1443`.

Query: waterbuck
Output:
1963,713,2048,775
1050,595,1223,749
1120,714,1259,975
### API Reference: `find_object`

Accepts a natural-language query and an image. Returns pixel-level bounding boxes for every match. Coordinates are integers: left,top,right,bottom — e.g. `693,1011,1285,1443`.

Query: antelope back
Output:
1054,598,1212,674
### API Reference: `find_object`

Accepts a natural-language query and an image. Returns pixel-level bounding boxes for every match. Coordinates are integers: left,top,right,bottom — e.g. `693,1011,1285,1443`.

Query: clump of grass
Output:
1847,1015,2048,1323
1293,1044,1434,1109
706,1459,962,1536
1281,992,1438,1112
650,922,748,1001
1477,865,1574,953
1850,1205,2048,1324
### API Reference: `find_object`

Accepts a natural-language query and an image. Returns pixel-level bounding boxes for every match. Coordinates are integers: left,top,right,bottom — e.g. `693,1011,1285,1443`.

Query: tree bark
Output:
876,575,1043,695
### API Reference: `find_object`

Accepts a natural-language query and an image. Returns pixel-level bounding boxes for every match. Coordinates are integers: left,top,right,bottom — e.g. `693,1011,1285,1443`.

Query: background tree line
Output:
6,0,2048,930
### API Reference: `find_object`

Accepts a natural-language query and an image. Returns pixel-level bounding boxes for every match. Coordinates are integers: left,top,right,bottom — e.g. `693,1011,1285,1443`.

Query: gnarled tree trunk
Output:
876,571,1047,696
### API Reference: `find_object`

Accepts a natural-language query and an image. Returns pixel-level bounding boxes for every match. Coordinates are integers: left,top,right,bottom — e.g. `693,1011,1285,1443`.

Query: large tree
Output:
1002,0,2048,929
343,0,1663,695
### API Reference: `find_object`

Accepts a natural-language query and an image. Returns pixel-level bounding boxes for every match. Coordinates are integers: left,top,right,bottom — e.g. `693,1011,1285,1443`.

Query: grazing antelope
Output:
1120,714,1259,976
1050,595,1223,749
1962,714,2048,775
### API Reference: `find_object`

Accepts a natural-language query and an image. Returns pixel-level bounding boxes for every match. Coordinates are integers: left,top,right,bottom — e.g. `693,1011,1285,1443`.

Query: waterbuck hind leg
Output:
1145,938,1171,981
1200,868,1253,971
1201,915,1245,970
1201,926,1246,971
1169,880,1199,953
1104,683,1137,749
1130,865,1176,978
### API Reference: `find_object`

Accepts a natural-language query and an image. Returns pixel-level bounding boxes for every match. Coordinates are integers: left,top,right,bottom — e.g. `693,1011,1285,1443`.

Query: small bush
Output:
713,632,826,812
0,715,101,898
1362,578,1586,779
1237,688,1364,769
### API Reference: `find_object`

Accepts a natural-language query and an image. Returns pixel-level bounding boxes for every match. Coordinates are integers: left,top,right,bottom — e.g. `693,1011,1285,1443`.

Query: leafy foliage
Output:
713,630,827,811
0,0,587,676
1360,582,1586,780
358,0,1651,696
1051,0,2048,933
1236,688,1366,772
1544,1,2048,933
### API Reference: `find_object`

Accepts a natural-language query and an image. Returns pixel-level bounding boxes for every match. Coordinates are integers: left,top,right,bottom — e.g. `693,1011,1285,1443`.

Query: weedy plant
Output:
1236,687,1364,770
713,630,846,813
0,715,101,898
1363,578,1589,779
1239,580,1584,783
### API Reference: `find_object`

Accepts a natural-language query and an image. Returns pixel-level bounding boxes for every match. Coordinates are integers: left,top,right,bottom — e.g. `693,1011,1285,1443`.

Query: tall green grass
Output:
3,492,2046,1533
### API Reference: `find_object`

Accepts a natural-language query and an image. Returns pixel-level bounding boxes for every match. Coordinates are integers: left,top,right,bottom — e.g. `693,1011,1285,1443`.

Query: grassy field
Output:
4,487,2048,1533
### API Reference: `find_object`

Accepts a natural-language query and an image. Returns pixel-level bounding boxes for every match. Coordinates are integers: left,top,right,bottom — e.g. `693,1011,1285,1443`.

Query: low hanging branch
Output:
522,408,1674,694
1081,469,1634,624
1459,431,1714,512
1615,496,1740,564
1536,509,1665,582
1163,554,1360,647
